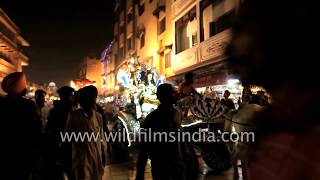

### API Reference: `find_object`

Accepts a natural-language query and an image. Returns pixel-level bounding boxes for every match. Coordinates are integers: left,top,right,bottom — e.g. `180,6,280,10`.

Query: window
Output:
140,33,145,48
120,11,125,25
159,17,166,34
209,21,217,36
165,53,171,68
127,13,133,23
208,10,235,37
192,34,198,46
119,47,124,58
127,37,132,50
200,0,235,41
120,25,125,33
175,6,197,54
114,22,119,36
217,11,235,32
139,3,145,16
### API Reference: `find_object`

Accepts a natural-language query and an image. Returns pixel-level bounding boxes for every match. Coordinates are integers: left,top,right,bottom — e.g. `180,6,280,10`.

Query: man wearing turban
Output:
0,72,41,179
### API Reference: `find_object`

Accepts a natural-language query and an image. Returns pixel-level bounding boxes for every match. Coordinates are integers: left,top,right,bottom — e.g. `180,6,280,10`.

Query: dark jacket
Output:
0,94,41,179
221,98,235,110
45,100,74,178
136,104,186,180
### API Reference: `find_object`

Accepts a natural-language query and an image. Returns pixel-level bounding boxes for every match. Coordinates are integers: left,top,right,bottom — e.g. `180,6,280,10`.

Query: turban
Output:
1,72,26,94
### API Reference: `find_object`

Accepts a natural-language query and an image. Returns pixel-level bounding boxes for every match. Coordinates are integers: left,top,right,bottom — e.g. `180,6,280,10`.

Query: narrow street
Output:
103,159,236,180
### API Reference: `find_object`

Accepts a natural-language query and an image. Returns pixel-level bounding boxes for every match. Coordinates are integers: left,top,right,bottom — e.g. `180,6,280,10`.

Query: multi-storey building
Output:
0,8,30,94
109,0,242,98
77,56,103,94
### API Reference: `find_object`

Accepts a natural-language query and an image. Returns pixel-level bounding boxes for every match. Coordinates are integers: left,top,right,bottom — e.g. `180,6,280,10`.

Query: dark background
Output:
0,0,114,86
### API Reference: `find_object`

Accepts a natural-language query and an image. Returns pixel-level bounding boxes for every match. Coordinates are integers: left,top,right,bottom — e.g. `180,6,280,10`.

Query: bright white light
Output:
130,57,135,64
181,120,203,127
49,82,56,87
228,79,240,85
117,116,132,147
231,125,236,132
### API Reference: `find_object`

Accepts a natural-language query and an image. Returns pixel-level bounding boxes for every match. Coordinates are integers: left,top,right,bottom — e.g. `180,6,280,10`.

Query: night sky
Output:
0,0,114,87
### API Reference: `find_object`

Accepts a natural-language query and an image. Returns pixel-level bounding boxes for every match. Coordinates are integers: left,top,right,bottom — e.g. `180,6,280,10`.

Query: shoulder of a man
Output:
24,97,36,106
142,109,160,128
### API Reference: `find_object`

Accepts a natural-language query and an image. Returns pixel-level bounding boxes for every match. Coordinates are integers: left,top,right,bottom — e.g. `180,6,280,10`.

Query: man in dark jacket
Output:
0,72,41,180
136,83,187,180
45,86,74,179
221,90,235,110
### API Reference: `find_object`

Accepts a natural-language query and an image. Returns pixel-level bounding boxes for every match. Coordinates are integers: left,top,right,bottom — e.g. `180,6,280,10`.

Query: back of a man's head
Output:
35,89,46,97
78,85,98,108
156,83,175,105
184,72,194,84
57,86,74,101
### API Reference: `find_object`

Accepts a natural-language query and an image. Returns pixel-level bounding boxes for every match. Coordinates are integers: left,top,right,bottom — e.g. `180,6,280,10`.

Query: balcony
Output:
152,0,166,18
0,56,15,71
199,29,231,62
19,51,29,66
172,46,198,72
172,0,195,18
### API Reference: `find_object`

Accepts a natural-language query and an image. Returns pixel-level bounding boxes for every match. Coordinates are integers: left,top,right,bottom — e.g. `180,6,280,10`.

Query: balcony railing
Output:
173,46,198,72
199,29,231,62
171,29,231,72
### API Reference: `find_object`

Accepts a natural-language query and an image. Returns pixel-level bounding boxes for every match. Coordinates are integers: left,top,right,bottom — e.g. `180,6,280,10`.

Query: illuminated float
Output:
115,59,164,120
109,58,165,149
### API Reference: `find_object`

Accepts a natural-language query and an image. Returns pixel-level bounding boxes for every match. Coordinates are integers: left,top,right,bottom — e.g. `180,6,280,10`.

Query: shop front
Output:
168,62,243,108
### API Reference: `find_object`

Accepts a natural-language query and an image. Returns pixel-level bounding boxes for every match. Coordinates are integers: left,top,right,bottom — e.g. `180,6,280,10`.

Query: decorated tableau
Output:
115,59,165,119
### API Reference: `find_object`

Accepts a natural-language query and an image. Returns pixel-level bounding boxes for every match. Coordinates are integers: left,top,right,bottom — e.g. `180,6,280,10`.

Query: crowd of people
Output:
1,0,319,179
0,72,110,180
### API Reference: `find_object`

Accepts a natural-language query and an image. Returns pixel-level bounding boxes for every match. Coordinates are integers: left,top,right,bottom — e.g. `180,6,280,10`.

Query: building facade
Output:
109,0,242,98
77,56,103,94
0,8,30,94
